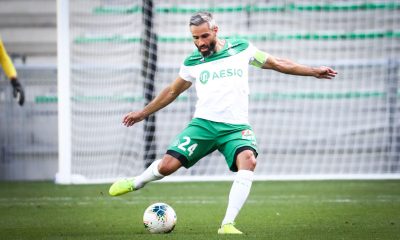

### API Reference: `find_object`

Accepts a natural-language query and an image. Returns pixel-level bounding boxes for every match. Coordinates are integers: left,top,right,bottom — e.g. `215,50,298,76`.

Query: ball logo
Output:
199,70,210,84
151,204,168,222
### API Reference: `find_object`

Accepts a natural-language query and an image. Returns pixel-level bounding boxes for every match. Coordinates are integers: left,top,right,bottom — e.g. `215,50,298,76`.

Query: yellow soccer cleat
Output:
217,223,243,234
109,178,135,196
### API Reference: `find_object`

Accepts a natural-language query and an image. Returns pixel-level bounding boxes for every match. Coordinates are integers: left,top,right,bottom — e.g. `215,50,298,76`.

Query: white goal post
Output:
56,0,72,184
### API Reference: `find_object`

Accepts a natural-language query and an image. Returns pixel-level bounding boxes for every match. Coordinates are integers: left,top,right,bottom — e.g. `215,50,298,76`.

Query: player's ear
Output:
213,25,218,34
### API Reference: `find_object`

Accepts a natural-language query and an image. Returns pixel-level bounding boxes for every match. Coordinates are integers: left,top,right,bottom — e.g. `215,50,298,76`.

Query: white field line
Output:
0,195,398,206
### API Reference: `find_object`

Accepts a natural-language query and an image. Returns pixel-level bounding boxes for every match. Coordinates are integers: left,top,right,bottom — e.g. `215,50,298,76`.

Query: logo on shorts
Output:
241,130,255,141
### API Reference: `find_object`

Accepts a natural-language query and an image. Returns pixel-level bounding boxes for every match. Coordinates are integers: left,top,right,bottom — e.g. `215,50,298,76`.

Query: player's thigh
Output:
219,129,258,172
167,123,217,168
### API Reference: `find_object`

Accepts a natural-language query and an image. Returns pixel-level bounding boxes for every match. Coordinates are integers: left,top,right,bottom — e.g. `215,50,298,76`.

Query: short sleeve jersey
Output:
179,38,267,124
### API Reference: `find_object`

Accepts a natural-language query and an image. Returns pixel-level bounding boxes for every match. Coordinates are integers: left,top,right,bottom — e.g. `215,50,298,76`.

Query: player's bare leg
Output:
109,154,182,196
218,149,256,234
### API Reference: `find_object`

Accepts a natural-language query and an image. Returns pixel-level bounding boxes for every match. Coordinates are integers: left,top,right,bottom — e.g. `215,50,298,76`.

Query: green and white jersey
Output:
179,38,268,124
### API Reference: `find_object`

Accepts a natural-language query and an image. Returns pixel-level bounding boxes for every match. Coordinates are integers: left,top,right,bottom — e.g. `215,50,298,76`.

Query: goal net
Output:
57,0,400,183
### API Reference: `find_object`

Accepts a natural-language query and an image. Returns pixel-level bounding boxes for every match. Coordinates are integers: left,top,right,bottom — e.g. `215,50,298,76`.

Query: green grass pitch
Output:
0,180,399,239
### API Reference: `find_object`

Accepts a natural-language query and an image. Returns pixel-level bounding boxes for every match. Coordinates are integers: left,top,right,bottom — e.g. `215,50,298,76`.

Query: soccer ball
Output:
143,202,177,233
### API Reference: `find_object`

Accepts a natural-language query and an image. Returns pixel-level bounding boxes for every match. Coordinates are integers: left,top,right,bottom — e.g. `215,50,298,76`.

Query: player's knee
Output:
246,153,257,170
158,155,182,176
237,150,257,170
158,160,173,176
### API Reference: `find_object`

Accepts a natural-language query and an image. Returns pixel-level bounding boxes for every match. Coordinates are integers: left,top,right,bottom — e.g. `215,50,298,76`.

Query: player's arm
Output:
0,39,17,79
0,38,25,106
262,55,337,79
123,77,192,127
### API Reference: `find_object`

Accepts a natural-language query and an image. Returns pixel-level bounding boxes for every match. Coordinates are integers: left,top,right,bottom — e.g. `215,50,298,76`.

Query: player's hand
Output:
315,66,337,79
123,111,146,127
10,78,25,106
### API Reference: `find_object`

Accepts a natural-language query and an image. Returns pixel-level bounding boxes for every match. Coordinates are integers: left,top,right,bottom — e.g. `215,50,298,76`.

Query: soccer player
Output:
109,12,337,234
0,36,24,106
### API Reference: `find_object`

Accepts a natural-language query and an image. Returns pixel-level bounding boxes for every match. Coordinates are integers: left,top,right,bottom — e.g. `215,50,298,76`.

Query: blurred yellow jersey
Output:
0,37,17,79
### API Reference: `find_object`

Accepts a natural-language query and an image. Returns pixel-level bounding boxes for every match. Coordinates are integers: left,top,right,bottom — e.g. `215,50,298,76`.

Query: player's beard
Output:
197,39,217,57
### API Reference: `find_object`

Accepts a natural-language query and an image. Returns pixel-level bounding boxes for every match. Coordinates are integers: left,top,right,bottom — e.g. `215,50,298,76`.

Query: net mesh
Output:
66,0,400,182
0,66,58,180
